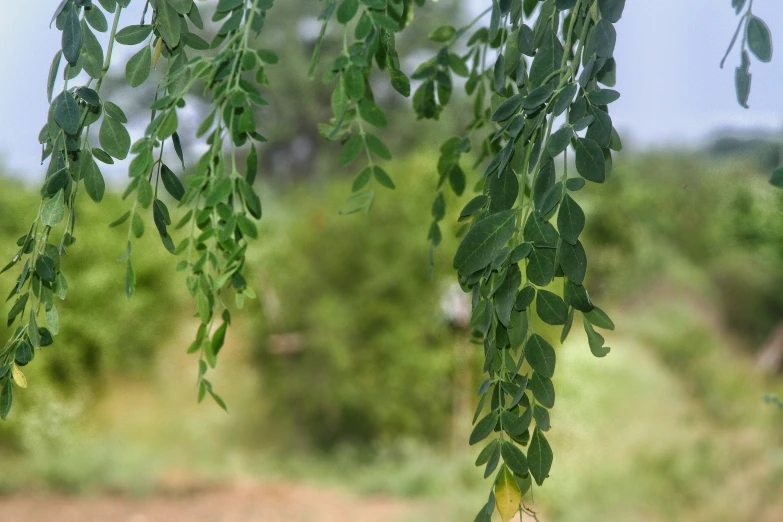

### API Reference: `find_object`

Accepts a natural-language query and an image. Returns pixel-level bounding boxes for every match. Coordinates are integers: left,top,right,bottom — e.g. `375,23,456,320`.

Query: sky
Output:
1,1,782,179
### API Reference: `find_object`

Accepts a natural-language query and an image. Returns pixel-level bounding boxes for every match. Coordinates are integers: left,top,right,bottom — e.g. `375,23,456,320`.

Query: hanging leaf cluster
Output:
722,0,773,108
0,0,778,518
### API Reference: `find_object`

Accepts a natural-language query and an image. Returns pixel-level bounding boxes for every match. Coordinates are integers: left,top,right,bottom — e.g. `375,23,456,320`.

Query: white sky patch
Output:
1,1,782,180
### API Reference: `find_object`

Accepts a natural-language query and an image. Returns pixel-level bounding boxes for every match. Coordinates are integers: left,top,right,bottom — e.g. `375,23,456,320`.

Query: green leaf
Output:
83,152,105,203
157,0,181,48
494,265,521,327
75,86,100,106
42,190,65,227
770,166,783,188
205,178,233,207
453,210,517,276
524,213,558,248
489,0,501,41
564,281,593,312
126,45,152,87
115,24,152,45
510,243,532,264
35,256,57,283
586,106,613,148
0,380,12,420
62,3,82,65
352,167,372,192
370,12,399,31
584,317,611,357
526,247,556,286
339,135,364,166
525,334,556,378
491,93,523,122
365,134,391,160
589,20,616,58
156,110,178,140
168,0,194,14
536,290,568,326
46,305,60,335
558,240,587,285
517,24,535,56
429,25,456,42
109,211,131,228
85,5,109,32
552,83,577,116
358,100,388,128
373,166,396,189
7,294,29,327
529,372,555,408
48,51,62,103
53,92,80,135
390,69,410,97
172,132,185,168
548,126,573,157
239,179,262,219
256,49,279,64
216,0,243,11
137,178,154,208
336,0,359,24
459,195,489,221
431,192,446,221
489,168,519,213
211,321,228,357
514,286,536,310
747,16,773,63
343,66,365,100
585,306,615,330
103,101,127,123
574,138,606,183
153,199,172,239
522,83,555,109
80,21,104,78
735,51,751,109
470,411,498,445
161,164,185,201
588,88,621,105
528,428,553,485
475,439,499,467
598,0,626,23
557,194,585,245
131,212,145,238
533,405,551,431
500,441,528,476
484,439,501,476
99,116,131,160
529,27,563,87
126,258,135,299
246,144,258,183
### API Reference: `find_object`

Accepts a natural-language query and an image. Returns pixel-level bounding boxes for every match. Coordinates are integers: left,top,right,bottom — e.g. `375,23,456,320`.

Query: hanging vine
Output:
0,0,777,519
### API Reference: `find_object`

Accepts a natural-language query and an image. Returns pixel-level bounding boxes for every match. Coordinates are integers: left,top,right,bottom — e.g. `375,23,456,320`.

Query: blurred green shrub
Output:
0,177,186,446
248,155,475,449
583,154,783,348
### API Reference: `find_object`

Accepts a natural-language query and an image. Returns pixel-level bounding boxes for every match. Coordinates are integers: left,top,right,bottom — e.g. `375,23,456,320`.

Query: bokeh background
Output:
0,1,782,521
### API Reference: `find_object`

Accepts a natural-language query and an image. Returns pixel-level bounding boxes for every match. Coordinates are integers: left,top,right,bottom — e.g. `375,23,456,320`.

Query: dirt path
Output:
0,480,424,522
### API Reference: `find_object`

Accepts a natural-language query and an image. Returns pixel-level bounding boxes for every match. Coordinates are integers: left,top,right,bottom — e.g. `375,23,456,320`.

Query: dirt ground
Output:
0,480,427,522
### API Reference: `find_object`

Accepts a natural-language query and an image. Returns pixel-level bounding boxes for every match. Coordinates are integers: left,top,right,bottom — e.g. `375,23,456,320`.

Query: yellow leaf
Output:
12,365,27,389
153,38,163,69
495,465,521,522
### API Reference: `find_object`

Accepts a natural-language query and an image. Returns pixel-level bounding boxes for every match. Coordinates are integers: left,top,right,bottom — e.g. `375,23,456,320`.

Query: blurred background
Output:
0,1,782,521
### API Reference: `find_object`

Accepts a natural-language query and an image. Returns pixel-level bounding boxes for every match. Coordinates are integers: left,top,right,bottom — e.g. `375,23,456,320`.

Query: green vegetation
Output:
0,150,781,520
